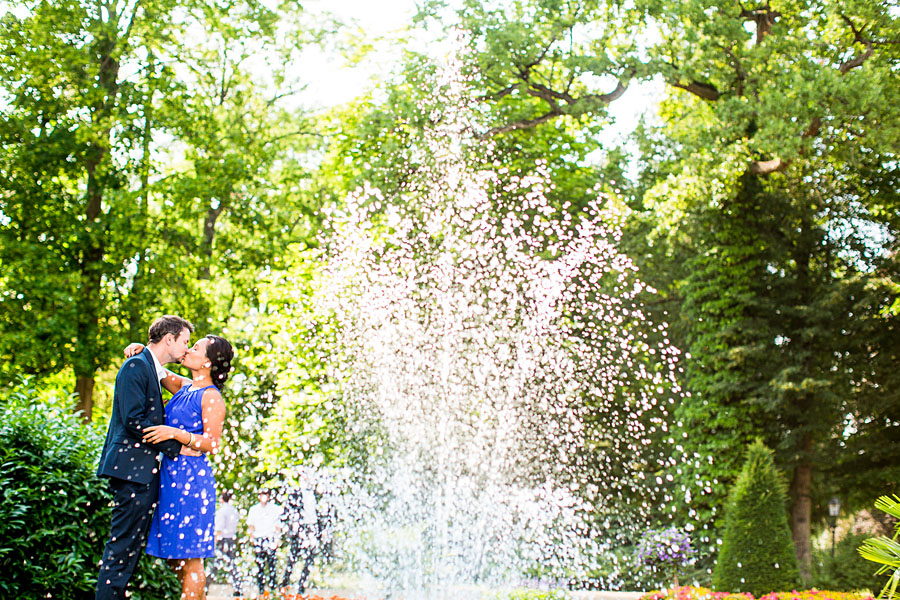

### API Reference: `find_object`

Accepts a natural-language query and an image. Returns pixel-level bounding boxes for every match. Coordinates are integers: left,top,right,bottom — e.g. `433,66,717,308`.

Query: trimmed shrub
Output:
0,382,178,599
712,441,801,596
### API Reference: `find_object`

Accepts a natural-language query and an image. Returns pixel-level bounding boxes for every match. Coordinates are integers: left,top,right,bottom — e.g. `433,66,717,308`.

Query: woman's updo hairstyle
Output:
205,335,234,389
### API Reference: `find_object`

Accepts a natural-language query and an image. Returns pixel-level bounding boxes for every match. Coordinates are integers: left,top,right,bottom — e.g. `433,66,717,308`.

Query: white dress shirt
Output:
147,349,168,460
247,502,283,540
149,349,166,392
300,489,318,525
215,501,240,539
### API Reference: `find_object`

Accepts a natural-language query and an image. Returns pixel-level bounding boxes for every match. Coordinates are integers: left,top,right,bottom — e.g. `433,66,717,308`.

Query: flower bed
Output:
639,586,875,600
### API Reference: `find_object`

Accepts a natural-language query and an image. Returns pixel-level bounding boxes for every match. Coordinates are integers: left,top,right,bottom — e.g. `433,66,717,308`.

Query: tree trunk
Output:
788,220,815,581
789,437,813,580
74,374,95,422
72,29,119,420
127,93,154,340
200,189,228,280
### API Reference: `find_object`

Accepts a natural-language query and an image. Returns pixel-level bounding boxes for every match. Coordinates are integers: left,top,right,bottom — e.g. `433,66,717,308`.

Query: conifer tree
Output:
713,441,801,595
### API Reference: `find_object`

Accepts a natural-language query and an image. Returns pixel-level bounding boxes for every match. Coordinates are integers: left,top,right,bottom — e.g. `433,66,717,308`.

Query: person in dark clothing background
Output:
280,471,319,594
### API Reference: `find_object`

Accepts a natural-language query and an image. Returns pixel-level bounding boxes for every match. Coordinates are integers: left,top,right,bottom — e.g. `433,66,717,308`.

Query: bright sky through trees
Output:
299,0,662,153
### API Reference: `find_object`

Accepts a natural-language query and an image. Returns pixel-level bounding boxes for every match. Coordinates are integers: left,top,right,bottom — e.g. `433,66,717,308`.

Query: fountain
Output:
262,51,685,599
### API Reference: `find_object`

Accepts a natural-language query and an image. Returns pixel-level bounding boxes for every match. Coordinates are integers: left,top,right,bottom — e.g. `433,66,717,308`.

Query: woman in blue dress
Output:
129,334,234,600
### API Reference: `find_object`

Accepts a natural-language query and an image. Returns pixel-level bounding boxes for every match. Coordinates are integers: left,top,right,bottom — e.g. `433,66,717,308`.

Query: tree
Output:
0,0,325,418
0,379,179,599
449,0,900,576
712,441,801,595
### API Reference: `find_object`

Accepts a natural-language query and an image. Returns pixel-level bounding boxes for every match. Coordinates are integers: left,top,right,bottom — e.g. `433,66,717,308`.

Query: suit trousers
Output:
95,476,159,600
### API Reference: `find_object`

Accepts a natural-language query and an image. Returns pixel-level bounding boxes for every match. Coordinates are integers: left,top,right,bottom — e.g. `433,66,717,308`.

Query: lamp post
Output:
828,496,841,558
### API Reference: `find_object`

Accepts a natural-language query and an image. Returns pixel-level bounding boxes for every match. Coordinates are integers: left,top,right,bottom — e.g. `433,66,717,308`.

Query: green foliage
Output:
450,0,900,538
631,1,900,575
242,248,380,486
713,441,801,596
0,0,328,414
859,496,900,600
0,380,177,599
812,533,885,594
444,0,646,134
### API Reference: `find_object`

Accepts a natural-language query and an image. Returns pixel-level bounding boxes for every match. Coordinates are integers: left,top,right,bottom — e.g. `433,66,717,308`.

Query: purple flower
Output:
636,527,695,569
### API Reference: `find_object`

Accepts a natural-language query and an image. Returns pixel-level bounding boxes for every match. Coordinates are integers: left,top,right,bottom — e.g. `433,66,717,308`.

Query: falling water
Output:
299,52,684,599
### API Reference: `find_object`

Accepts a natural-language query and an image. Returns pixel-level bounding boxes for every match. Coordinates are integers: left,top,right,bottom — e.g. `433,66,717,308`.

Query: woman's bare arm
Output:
160,369,191,395
191,387,226,454
123,342,190,394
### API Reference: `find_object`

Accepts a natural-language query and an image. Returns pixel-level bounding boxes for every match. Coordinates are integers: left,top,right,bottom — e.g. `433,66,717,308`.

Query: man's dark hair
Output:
148,315,195,344
221,490,233,502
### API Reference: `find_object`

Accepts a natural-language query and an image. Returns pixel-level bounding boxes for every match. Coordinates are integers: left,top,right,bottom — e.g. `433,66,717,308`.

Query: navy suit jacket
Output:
96,348,182,485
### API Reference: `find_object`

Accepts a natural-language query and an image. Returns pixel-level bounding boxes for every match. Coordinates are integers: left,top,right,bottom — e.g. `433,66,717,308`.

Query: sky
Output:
296,0,425,109
297,0,664,151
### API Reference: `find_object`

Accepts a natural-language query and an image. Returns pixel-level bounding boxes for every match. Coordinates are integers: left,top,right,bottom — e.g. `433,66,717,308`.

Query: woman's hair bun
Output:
205,335,234,389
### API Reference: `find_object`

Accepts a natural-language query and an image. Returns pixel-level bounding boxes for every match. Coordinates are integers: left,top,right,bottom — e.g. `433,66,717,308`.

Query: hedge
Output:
0,381,178,599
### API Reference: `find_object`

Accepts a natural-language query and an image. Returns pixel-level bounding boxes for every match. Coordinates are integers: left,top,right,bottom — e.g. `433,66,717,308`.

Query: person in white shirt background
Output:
246,490,283,597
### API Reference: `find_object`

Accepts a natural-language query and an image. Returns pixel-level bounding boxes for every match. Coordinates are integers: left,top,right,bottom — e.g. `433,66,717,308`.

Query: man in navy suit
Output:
95,315,194,600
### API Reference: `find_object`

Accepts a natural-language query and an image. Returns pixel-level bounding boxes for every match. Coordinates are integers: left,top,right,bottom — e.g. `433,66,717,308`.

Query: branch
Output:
261,129,325,146
839,42,874,74
526,81,574,104
746,119,819,176
664,59,721,100
740,6,781,44
266,86,308,107
745,12,875,177
839,15,875,74
748,157,788,175
669,79,721,101
803,116,823,138
478,85,517,102
519,39,558,79
586,78,629,104
482,78,628,137
481,110,562,137
722,44,747,96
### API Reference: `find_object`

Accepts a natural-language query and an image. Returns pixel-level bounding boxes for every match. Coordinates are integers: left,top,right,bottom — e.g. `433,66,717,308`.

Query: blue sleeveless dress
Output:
146,384,217,559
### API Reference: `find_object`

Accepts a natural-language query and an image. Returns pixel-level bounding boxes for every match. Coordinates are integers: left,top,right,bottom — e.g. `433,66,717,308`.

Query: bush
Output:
812,532,885,593
712,441,801,596
637,527,696,585
0,381,178,599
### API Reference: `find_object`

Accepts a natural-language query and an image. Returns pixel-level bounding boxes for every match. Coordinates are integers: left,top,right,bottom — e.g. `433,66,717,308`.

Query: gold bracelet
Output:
188,432,195,447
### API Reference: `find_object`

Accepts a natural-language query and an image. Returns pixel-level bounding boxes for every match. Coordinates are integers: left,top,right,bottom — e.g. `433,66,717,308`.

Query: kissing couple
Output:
94,315,235,600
